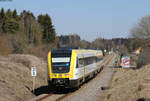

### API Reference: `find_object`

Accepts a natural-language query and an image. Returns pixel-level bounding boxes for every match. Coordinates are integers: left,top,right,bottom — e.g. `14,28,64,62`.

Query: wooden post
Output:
31,66,37,94
33,76,35,93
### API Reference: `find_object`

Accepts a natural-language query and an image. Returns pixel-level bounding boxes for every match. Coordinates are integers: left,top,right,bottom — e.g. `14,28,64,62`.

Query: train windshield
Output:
51,51,71,73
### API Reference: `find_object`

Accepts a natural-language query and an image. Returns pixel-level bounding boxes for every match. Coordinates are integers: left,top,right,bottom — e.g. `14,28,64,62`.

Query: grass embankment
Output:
100,64,150,101
0,54,47,101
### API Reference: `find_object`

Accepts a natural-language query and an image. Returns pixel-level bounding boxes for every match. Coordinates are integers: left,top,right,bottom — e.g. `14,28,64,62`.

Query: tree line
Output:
0,8,56,56
0,8,150,58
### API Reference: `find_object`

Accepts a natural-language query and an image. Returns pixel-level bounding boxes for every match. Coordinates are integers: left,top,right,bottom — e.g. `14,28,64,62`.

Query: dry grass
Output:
100,64,150,101
0,36,12,56
0,54,47,101
23,44,48,59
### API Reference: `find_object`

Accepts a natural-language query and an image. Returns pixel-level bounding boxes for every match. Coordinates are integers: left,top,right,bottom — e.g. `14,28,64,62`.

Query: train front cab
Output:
47,50,80,88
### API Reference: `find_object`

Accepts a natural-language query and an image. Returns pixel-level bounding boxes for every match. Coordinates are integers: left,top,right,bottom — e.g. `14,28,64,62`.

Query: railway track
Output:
35,93,71,101
36,94,53,101
32,53,115,101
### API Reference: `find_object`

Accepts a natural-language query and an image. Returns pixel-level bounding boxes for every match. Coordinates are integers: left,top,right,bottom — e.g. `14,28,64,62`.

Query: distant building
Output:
58,34,80,48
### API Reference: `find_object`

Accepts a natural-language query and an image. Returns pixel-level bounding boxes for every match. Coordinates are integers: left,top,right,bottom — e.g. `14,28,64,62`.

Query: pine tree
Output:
37,14,56,43
0,8,5,33
0,8,5,19
2,18,19,33
12,9,17,19
6,9,12,18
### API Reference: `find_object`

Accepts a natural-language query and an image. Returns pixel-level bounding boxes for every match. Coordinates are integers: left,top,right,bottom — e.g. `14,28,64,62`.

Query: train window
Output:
78,59,84,68
84,56,97,66
85,58,90,65
51,52,71,57
97,57,103,62
93,57,97,63
52,62,70,73
77,56,97,68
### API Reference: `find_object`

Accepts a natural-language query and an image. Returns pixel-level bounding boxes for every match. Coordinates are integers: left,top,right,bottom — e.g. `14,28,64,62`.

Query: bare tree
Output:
131,16,150,38
92,38,105,50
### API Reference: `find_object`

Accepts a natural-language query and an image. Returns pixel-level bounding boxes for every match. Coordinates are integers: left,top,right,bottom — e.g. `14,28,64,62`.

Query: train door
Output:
77,56,85,82
82,54,86,82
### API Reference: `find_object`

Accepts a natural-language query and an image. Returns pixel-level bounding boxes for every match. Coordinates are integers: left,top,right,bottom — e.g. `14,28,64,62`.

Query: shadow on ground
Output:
32,85,76,96
136,98,150,101
32,86,51,96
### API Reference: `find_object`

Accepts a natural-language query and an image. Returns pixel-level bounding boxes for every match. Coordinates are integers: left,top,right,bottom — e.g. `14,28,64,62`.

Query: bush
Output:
0,36,12,55
23,44,48,59
137,48,150,68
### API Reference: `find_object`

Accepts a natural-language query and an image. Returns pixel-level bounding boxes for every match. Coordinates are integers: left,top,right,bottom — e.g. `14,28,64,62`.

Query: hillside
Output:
0,54,47,101
99,64,150,101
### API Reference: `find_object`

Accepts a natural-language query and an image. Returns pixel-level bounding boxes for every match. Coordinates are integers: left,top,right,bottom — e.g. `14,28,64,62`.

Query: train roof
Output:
51,48,103,58
51,48,102,53
73,49,103,58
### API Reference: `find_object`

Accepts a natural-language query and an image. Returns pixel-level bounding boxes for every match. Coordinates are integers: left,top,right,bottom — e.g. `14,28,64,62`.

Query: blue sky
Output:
0,0,150,41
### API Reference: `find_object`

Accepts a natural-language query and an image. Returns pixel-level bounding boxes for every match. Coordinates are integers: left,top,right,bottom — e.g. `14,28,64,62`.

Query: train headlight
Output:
53,74,57,77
